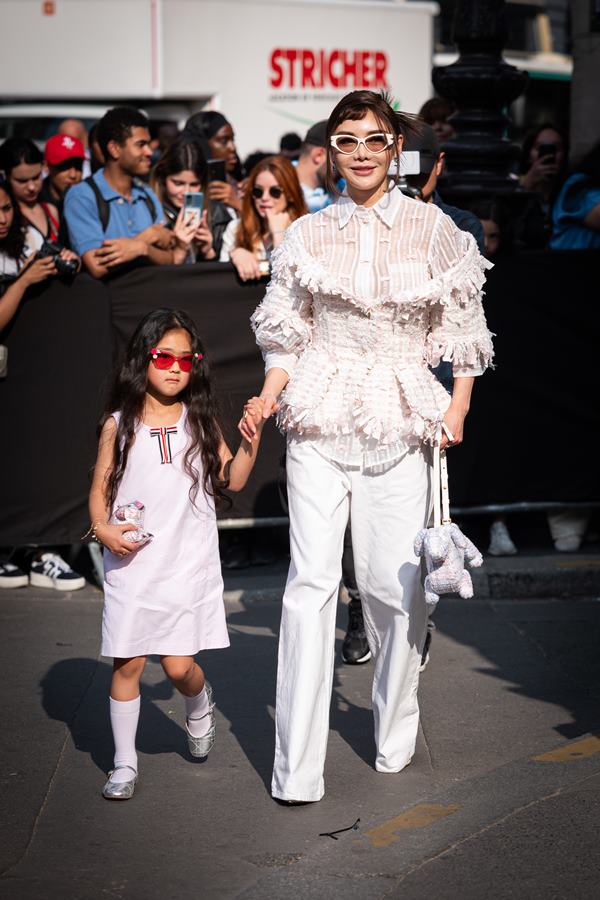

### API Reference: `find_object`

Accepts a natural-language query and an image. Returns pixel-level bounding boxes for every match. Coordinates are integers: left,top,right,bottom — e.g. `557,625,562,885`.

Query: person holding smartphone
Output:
219,156,307,281
182,112,244,215
151,137,230,262
515,123,567,248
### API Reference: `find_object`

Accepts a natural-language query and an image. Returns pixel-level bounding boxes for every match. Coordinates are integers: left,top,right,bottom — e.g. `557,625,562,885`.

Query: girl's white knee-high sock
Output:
109,696,140,782
185,687,211,738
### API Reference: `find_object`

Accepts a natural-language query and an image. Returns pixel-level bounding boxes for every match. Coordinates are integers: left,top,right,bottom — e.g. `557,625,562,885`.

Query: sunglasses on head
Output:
330,133,395,155
251,185,284,200
150,347,202,373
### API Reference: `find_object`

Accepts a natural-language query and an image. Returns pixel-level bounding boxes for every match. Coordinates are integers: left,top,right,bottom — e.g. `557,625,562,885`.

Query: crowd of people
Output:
0,97,598,603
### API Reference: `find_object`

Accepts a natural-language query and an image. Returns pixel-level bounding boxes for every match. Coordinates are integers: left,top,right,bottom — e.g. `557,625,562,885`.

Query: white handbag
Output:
414,424,483,611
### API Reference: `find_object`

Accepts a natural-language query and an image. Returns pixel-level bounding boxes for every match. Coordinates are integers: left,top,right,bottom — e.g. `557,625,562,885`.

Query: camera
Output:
36,240,78,276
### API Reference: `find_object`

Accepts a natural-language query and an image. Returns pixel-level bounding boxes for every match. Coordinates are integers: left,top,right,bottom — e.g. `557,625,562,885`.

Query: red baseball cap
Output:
45,134,86,166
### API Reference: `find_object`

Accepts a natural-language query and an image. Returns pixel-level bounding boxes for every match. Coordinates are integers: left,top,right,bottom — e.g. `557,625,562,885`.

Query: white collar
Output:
336,186,401,230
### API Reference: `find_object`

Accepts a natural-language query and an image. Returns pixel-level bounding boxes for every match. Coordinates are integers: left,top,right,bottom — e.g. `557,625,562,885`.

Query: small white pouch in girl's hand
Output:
113,500,154,547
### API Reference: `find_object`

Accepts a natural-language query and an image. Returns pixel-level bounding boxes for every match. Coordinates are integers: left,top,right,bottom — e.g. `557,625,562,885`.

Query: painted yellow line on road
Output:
364,803,460,848
533,734,600,762
555,559,600,569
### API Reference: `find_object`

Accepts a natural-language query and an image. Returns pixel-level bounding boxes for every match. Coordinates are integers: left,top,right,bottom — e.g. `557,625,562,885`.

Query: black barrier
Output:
0,254,598,546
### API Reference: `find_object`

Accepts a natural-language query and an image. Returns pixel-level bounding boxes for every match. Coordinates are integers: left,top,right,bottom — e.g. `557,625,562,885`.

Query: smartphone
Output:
537,142,557,162
183,191,204,225
207,158,227,183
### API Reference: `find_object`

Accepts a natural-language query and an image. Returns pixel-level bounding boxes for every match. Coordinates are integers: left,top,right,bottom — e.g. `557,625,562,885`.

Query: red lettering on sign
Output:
374,52,388,88
269,48,389,91
269,49,283,88
301,50,316,88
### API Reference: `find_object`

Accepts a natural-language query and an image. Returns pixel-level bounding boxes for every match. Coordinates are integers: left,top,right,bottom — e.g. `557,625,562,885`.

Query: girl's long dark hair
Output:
0,179,27,262
100,308,227,511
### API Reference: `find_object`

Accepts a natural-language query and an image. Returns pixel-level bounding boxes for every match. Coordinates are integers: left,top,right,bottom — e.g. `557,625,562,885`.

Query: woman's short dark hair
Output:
97,106,149,158
325,90,417,195
0,138,43,177
150,137,208,207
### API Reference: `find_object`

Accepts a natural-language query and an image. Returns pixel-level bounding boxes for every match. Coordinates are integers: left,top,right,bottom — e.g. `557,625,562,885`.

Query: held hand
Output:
440,405,467,450
230,247,261,281
20,254,57,285
95,237,145,268
95,523,143,557
238,394,278,441
238,396,266,441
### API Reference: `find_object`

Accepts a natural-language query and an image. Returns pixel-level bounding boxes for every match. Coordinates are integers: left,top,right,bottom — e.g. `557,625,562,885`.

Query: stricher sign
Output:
269,48,389,90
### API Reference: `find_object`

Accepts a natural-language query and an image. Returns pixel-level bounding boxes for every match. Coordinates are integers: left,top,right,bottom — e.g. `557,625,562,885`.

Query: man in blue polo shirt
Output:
64,106,173,277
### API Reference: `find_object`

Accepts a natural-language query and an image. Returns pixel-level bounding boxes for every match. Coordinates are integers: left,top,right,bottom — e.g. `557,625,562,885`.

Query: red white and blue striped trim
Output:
150,426,177,464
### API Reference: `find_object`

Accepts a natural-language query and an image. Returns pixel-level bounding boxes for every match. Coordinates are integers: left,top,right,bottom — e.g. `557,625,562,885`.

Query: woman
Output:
0,139,62,252
515,124,567,249
0,178,59,329
220,156,307,280
0,177,84,591
182,112,244,215
151,137,229,262
240,91,494,804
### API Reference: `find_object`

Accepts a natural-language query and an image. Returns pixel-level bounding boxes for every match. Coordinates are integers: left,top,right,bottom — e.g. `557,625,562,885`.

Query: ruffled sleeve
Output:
426,212,495,377
250,223,314,377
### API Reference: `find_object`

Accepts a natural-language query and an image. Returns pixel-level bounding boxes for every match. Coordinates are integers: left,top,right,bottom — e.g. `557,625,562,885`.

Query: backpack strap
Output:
84,176,110,232
134,181,158,223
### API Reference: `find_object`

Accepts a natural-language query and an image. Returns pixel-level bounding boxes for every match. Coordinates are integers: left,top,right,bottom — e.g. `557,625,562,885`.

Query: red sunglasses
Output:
150,347,202,373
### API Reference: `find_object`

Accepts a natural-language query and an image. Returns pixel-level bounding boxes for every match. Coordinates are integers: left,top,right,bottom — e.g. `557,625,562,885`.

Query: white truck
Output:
0,0,438,154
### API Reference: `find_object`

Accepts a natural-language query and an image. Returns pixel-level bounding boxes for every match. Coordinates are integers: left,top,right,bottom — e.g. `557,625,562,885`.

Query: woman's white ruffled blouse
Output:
251,188,494,470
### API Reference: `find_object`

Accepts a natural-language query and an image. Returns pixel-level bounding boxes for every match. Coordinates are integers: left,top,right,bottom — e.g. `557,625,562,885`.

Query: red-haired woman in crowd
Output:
220,156,307,281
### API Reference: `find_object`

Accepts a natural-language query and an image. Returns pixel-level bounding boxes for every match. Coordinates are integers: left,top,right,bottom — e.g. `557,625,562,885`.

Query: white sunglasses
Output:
330,133,395,155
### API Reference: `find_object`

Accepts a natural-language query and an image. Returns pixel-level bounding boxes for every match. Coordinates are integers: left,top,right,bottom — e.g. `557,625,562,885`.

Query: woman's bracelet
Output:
81,520,107,544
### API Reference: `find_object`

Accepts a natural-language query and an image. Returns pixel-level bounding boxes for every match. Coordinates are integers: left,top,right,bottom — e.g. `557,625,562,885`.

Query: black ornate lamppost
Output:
432,0,529,201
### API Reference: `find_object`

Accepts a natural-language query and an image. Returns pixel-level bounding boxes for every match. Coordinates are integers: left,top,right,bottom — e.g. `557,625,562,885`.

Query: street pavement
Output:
1,553,600,900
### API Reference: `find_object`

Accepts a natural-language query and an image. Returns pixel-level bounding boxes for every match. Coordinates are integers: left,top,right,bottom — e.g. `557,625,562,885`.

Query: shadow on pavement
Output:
39,658,191,775
432,597,600,742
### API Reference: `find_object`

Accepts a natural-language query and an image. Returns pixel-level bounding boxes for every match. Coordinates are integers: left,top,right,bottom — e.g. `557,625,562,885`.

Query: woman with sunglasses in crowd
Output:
151,137,231,263
88,308,266,800
220,156,307,281
240,91,494,804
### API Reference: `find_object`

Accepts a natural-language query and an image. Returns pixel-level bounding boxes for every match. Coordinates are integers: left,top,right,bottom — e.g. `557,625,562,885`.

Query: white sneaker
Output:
547,511,589,553
29,553,86,591
488,520,518,556
0,562,29,589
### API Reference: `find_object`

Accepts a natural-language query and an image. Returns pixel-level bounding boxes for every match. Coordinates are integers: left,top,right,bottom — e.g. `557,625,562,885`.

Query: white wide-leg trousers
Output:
272,439,433,802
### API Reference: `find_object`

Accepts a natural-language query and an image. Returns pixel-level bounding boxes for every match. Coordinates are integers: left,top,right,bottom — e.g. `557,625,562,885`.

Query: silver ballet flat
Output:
102,767,138,800
186,681,215,758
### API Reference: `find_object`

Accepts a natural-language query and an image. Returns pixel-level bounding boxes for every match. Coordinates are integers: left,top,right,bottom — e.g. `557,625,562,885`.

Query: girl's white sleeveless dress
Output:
101,407,229,658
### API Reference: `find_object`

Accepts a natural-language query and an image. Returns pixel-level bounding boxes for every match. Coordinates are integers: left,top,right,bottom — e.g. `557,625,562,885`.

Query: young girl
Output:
89,307,265,800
